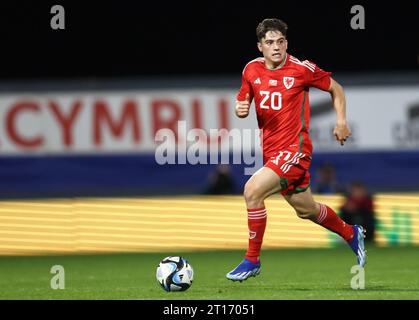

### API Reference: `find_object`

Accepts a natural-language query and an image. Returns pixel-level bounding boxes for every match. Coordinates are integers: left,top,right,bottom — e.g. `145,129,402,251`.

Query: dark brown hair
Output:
256,18,288,41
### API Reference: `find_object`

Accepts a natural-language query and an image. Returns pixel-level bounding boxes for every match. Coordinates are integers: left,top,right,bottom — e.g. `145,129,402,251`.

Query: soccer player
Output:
226,18,366,281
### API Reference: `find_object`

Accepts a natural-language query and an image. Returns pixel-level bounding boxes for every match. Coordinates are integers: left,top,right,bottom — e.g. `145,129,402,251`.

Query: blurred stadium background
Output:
0,1,418,299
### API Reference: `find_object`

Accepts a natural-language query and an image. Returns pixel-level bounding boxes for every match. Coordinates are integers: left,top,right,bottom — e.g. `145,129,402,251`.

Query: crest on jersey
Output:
283,76,295,89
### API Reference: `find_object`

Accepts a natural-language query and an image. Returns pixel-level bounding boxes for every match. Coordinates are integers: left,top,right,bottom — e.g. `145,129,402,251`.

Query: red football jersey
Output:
237,54,331,160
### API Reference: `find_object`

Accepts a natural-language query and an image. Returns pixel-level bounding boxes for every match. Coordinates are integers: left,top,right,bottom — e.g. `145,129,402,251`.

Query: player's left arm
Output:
327,78,352,146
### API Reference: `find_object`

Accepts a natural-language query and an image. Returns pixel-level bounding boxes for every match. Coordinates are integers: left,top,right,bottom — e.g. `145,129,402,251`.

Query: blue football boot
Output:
226,258,261,282
348,225,367,267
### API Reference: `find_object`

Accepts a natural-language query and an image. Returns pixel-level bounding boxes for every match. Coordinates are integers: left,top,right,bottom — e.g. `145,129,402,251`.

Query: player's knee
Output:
243,181,263,203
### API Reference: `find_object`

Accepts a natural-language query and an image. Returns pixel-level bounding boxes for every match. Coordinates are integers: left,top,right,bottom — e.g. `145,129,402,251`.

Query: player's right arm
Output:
235,71,254,118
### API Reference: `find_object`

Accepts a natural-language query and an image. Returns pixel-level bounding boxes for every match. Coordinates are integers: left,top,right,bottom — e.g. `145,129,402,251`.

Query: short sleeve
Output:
305,61,332,91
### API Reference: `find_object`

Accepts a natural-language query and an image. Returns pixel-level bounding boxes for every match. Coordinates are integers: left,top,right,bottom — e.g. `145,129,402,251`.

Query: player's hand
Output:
333,122,352,146
235,93,250,118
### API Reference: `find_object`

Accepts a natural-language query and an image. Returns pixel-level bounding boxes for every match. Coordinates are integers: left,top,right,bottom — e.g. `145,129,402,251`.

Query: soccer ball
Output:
156,256,194,292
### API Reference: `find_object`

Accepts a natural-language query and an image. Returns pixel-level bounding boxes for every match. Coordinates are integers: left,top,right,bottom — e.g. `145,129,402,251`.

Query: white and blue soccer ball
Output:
156,256,194,292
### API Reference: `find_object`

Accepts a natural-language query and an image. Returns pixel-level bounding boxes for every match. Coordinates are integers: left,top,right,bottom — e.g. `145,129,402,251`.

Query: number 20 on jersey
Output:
259,91,282,110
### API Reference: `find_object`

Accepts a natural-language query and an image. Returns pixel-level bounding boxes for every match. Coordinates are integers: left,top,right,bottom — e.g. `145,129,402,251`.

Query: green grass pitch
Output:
0,246,418,299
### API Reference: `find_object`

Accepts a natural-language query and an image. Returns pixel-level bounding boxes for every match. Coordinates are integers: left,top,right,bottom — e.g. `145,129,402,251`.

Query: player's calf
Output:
295,209,318,221
293,202,319,221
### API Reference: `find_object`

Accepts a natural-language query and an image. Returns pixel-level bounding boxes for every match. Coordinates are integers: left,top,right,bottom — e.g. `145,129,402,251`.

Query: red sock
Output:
245,207,267,264
317,203,354,241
